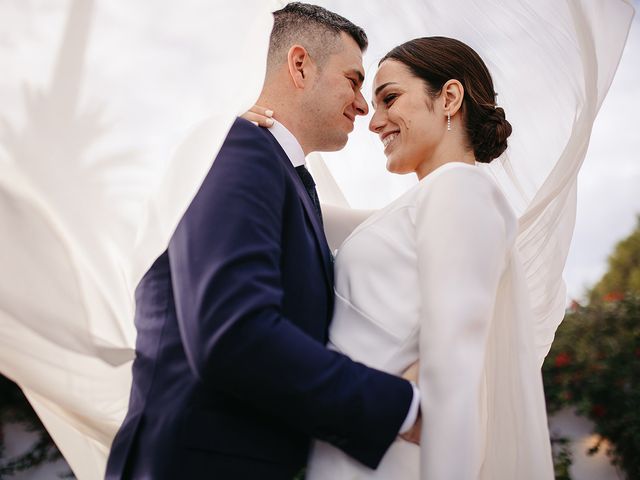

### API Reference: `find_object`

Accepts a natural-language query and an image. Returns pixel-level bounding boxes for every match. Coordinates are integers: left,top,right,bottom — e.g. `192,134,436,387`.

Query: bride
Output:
317,36,553,480
249,35,553,479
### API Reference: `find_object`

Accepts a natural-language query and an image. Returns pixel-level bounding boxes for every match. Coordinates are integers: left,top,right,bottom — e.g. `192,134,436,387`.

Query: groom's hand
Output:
400,409,422,445
402,360,419,384
400,360,422,444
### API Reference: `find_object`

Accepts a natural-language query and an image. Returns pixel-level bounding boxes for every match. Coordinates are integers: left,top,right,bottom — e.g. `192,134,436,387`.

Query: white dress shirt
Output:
267,119,306,167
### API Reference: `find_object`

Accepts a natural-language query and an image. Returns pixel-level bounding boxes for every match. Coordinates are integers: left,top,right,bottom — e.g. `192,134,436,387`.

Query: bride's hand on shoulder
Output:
241,104,274,127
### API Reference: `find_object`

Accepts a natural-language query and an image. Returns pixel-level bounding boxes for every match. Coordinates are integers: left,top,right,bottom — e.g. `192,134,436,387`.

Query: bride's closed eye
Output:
383,93,398,106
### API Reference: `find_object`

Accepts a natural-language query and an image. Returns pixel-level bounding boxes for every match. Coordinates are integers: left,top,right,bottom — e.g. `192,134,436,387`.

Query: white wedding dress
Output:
0,1,633,478
307,163,553,479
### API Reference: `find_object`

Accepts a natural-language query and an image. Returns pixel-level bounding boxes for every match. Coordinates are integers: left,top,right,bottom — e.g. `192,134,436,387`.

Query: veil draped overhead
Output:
0,0,633,477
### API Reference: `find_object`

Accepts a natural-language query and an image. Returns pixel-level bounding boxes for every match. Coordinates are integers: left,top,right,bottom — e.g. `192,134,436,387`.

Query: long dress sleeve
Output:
415,164,516,479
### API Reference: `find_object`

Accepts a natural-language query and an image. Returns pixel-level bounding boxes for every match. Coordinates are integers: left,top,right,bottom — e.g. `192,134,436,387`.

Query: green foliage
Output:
543,295,640,479
542,214,640,479
589,216,640,303
551,434,573,480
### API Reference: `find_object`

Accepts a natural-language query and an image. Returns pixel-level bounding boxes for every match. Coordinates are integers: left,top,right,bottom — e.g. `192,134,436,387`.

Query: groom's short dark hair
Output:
268,2,367,71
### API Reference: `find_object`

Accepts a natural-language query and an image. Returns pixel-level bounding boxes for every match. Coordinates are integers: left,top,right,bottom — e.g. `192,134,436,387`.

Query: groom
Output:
106,3,419,479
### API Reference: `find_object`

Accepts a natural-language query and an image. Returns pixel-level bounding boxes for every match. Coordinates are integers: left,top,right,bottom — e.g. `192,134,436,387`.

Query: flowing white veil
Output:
0,1,276,477
0,0,633,478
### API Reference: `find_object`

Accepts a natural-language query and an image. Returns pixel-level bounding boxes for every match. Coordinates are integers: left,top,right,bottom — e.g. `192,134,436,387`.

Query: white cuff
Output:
399,381,421,434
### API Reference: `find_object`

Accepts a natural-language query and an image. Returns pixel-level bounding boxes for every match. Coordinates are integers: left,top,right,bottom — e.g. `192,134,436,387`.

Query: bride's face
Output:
369,60,446,175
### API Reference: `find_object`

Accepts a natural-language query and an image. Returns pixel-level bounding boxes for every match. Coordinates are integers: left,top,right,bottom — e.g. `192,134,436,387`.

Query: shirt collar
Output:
268,119,306,168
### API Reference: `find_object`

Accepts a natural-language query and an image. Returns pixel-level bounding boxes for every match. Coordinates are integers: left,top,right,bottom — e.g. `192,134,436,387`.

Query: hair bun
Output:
471,106,512,164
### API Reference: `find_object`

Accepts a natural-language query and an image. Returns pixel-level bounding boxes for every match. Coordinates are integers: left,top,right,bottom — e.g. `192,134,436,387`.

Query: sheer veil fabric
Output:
0,0,633,478
0,1,276,477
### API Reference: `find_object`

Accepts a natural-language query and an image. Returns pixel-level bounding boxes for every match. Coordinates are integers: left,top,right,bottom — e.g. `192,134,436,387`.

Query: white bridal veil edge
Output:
0,0,633,478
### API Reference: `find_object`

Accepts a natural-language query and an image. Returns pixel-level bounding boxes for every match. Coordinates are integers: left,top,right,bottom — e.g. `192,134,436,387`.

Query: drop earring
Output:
447,112,451,131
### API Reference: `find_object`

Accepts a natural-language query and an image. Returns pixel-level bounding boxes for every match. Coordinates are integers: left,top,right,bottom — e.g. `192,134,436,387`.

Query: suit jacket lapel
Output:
267,135,334,291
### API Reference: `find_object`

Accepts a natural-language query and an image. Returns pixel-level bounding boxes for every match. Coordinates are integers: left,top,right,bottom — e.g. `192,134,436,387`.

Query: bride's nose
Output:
369,109,385,133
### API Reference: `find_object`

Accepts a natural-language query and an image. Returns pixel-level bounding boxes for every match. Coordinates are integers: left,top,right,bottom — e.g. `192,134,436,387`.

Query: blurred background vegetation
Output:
0,376,65,478
543,216,640,480
2,218,640,478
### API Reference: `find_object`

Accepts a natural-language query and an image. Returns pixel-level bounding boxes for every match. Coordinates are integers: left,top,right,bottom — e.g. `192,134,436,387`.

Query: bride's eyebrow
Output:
372,82,399,108
374,82,399,97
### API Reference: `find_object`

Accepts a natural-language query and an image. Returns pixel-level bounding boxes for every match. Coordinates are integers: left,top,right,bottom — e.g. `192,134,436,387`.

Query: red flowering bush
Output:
554,352,571,368
603,291,625,302
542,294,640,479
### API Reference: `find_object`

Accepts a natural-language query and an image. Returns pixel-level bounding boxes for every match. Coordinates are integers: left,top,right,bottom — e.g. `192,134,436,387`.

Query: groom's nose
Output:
354,89,369,116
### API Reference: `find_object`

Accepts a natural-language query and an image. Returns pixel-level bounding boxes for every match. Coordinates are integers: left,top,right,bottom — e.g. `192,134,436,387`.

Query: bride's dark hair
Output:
380,37,512,164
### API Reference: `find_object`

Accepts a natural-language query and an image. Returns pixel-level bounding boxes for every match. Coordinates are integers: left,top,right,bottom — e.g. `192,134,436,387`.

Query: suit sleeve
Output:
415,167,513,479
167,120,413,468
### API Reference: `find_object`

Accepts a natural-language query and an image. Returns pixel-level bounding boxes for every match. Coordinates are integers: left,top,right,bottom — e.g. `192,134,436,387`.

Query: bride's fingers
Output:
240,105,274,127
249,104,274,117
240,110,274,127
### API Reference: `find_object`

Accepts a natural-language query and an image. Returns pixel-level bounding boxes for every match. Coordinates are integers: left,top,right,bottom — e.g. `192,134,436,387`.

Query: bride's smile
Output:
381,130,399,149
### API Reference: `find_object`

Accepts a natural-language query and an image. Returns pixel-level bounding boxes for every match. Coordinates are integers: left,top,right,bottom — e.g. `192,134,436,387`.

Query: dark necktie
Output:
295,165,323,226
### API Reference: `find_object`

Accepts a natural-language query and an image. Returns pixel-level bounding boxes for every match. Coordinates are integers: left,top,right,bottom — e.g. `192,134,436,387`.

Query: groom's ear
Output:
287,45,313,89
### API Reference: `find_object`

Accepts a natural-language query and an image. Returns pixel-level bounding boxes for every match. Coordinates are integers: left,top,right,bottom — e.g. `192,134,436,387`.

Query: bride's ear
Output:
442,79,464,117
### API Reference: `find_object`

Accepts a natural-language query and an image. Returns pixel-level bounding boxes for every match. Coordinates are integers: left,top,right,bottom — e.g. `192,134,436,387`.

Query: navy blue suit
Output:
105,118,413,479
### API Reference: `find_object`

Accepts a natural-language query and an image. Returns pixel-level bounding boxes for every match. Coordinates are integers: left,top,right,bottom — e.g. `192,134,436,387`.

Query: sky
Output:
1,0,638,303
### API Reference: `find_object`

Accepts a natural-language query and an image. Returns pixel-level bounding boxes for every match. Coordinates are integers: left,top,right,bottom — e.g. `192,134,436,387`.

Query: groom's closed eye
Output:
346,70,365,89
